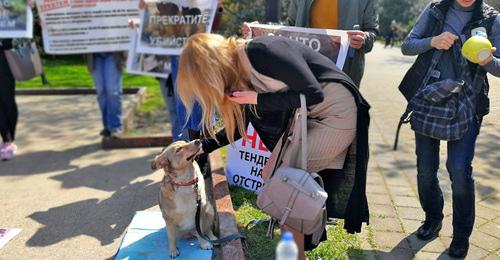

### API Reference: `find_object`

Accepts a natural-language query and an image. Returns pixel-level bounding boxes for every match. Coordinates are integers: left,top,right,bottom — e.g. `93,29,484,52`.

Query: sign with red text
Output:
136,0,217,55
36,0,139,54
225,123,271,193
245,23,349,69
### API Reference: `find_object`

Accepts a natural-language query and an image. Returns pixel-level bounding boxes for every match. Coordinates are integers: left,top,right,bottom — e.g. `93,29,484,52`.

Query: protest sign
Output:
36,0,139,54
245,23,349,69
127,30,171,78
0,228,21,249
226,123,270,193
136,0,217,55
0,0,33,38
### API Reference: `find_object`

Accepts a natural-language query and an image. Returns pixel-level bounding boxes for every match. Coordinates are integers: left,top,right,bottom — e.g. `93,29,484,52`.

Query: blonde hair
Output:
177,33,249,143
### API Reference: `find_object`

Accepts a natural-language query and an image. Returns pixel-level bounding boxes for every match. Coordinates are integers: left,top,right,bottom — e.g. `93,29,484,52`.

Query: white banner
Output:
127,30,171,78
0,228,21,249
245,23,349,69
36,0,140,54
226,123,271,193
0,0,33,38
136,0,217,55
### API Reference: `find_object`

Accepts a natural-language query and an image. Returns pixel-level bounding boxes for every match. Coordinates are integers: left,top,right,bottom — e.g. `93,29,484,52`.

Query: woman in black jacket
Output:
0,39,18,161
177,33,370,259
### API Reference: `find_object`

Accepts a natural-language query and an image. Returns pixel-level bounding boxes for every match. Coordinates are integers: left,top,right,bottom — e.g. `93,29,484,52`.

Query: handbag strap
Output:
299,94,307,170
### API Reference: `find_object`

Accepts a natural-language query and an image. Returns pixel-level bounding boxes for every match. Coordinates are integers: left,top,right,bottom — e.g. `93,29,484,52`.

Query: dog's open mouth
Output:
186,147,202,161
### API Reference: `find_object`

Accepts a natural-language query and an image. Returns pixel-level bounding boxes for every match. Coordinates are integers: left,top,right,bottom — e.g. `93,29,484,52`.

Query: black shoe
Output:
448,237,469,258
416,220,442,240
100,129,111,137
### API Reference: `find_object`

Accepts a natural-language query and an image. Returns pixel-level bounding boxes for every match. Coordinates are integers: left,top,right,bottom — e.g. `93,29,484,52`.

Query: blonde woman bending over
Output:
177,33,371,259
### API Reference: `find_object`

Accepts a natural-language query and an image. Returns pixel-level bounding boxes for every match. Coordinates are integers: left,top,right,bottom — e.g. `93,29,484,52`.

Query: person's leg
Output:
103,54,123,134
0,51,17,144
91,54,108,131
159,76,188,141
446,119,480,240
415,132,443,240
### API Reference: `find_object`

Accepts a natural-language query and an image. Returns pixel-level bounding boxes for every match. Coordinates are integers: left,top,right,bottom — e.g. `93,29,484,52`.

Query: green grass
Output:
229,185,364,260
17,56,164,113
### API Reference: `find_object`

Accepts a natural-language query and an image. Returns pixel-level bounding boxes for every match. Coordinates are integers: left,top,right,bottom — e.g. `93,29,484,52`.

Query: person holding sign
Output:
86,52,126,138
177,33,370,259
0,0,34,160
286,0,378,87
400,0,499,257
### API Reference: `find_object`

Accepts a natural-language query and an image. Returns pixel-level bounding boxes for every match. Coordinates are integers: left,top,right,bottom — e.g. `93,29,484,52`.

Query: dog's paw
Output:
169,248,180,258
200,240,213,250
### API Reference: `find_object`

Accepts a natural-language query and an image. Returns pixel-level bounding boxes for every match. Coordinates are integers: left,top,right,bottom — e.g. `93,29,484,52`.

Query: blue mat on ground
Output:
115,211,214,260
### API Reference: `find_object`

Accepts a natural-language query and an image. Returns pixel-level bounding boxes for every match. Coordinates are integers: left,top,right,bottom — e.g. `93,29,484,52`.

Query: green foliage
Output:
16,57,164,113
305,223,363,260
486,0,500,10
229,185,363,260
377,0,427,36
218,0,290,36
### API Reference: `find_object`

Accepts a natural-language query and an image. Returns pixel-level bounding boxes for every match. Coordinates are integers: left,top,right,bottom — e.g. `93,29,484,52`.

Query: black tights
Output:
0,51,17,143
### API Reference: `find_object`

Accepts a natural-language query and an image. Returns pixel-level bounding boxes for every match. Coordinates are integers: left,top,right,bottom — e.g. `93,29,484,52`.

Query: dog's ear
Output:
150,159,158,170
151,156,170,170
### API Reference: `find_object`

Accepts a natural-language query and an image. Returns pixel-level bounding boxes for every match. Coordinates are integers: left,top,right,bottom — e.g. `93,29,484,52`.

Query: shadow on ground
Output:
349,232,457,260
27,180,159,247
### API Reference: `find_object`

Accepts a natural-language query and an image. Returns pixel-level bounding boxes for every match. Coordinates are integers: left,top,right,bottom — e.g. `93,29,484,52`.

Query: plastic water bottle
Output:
462,28,493,64
276,232,298,260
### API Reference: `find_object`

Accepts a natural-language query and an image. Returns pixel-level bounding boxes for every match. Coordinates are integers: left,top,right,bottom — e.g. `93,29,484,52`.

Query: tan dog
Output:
151,140,217,258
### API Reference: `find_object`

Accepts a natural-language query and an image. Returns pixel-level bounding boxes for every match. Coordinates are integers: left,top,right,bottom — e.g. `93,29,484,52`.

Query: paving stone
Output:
397,206,425,221
392,196,421,208
366,184,389,195
470,231,500,252
467,244,490,260
401,219,424,234
376,248,415,260
478,222,500,239
483,253,500,260
387,186,416,197
384,176,412,187
478,193,500,210
441,216,453,237
366,176,386,186
406,233,446,253
477,204,500,221
368,194,393,206
414,251,447,260
371,217,403,232
374,231,411,250
371,204,398,218
475,216,489,228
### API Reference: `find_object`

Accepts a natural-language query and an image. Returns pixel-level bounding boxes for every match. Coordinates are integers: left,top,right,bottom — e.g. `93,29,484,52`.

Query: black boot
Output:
416,220,442,240
448,237,469,258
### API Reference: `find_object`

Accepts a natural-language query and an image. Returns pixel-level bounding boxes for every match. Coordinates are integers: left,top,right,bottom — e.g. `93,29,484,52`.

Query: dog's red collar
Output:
172,177,199,187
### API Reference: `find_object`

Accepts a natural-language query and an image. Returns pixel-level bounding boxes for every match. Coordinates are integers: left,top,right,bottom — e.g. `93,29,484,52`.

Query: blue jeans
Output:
158,78,189,141
91,53,122,132
415,119,480,239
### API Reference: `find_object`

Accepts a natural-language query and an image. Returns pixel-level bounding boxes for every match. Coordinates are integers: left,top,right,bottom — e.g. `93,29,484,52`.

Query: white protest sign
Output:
127,30,171,78
36,0,139,54
0,0,32,38
245,23,349,69
136,0,217,55
225,123,270,193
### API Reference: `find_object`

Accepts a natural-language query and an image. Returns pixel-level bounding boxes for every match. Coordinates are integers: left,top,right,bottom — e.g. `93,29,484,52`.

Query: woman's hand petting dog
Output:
227,91,258,105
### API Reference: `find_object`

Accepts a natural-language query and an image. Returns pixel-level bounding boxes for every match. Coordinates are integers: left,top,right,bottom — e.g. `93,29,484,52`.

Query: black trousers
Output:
0,50,18,143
